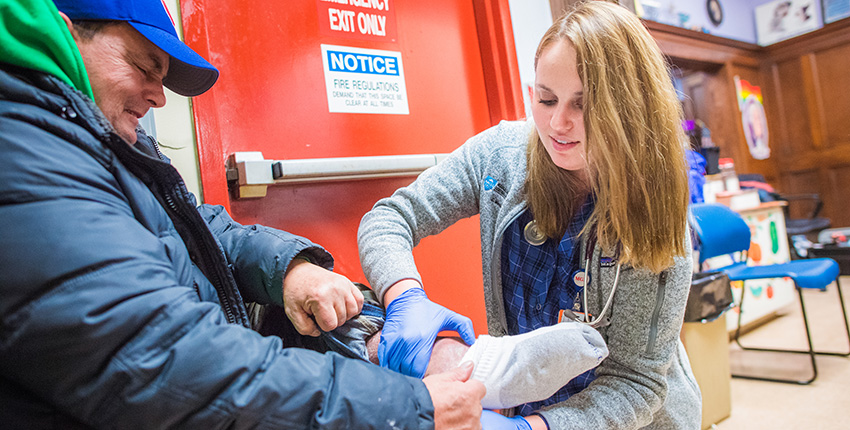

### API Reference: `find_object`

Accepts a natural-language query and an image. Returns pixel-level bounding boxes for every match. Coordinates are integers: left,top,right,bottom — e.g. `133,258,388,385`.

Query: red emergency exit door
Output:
181,0,522,334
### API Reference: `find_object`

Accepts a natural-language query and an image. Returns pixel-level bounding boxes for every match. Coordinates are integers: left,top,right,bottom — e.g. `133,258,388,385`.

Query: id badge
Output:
559,308,592,323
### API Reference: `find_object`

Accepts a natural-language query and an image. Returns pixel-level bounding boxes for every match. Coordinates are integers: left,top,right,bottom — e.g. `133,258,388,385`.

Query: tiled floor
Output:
713,276,850,429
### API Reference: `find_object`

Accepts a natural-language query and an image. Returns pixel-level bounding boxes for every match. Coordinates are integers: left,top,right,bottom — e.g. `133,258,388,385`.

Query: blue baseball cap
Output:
53,0,219,96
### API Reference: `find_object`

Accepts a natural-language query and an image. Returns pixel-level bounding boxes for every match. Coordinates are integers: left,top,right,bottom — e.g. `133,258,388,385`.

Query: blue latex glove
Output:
480,411,533,430
379,287,475,378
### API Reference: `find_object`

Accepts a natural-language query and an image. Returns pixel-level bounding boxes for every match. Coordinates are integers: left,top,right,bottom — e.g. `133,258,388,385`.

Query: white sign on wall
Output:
755,0,821,45
321,44,409,115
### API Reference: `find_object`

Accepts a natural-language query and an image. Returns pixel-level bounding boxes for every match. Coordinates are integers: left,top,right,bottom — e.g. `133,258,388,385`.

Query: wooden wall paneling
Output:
799,53,826,150
791,146,850,172
813,43,850,148
766,57,831,221
643,18,850,227
703,71,732,141
750,61,782,183
771,57,812,160
647,21,761,68
681,71,708,122
780,169,822,220
809,147,850,226
762,20,850,227
827,167,850,226
713,64,747,171
765,63,788,167
702,67,735,158
816,165,835,224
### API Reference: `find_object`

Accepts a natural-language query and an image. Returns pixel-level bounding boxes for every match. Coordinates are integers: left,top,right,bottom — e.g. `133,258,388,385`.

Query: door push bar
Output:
226,151,449,198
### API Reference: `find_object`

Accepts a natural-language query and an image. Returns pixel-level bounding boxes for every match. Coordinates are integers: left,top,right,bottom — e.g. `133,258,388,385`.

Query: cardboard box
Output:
681,315,732,429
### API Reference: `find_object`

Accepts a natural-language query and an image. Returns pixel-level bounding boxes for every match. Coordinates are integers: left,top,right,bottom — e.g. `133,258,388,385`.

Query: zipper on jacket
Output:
162,190,241,326
148,139,240,321
645,270,668,354
150,138,167,161
120,133,248,327
140,135,248,327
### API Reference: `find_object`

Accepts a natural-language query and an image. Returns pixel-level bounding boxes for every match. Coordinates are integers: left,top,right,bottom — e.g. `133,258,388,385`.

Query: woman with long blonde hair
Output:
359,2,701,428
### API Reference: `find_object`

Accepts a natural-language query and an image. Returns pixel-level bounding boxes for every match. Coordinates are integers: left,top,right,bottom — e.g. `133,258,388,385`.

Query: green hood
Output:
0,0,93,98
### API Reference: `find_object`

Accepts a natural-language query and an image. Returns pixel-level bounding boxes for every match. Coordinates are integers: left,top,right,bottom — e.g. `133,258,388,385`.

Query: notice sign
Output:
317,0,397,42
321,44,409,115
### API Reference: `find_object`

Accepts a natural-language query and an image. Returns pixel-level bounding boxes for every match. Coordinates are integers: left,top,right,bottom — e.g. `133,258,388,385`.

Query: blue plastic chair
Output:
689,203,850,384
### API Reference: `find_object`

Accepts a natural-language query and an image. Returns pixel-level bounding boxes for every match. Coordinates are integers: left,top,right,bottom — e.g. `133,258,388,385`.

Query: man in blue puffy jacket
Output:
0,0,485,428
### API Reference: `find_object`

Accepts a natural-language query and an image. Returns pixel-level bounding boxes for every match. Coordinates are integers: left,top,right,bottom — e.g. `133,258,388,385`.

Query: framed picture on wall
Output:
822,0,850,23
755,0,822,45
707,0,724,26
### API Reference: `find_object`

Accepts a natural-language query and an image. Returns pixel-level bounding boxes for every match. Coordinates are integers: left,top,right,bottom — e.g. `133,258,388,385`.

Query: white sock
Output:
460,321,608,409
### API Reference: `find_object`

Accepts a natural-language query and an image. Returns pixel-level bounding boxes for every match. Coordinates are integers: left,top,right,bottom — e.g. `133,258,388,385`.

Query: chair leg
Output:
812,279,850,357
778,279,850,357
731,283,818,385
732,285,746,348
794,288,818,385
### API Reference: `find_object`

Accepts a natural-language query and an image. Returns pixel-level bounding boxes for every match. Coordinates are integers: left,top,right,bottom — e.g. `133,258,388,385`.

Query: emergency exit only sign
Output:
317,0,398,42
321,44,409,115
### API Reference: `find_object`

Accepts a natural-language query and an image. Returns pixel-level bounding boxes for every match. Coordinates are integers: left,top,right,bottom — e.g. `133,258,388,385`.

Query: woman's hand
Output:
480,411,535,430
379,281,475,378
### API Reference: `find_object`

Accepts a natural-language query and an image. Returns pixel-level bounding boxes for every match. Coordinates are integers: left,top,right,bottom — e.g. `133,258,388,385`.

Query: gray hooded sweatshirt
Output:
359,120,702,429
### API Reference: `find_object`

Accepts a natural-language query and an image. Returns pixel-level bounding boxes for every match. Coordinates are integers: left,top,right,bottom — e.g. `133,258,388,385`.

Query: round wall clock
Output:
707,0,724,26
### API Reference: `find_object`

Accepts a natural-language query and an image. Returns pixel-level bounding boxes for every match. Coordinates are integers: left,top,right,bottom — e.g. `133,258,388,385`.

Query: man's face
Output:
74,23,169,144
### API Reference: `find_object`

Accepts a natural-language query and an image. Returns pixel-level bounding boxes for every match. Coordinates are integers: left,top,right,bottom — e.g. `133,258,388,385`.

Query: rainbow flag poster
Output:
735,76,771,160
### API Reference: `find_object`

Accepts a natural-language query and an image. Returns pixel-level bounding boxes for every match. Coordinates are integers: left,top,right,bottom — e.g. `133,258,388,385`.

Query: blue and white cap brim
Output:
129,21,218,97
53,0,219,97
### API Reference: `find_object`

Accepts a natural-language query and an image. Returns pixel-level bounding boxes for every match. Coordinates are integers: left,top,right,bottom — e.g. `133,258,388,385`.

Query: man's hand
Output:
423,361,485,430
282,258,364,336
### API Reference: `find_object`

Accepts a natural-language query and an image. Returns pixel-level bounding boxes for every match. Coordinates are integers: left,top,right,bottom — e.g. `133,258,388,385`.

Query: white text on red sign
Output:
328,8,387,36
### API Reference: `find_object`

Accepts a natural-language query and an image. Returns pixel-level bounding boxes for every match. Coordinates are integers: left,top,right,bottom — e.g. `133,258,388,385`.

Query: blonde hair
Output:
526,1,689,273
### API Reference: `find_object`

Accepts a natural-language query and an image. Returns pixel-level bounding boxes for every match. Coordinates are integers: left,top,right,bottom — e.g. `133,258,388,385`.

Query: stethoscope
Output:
525,220,621,329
